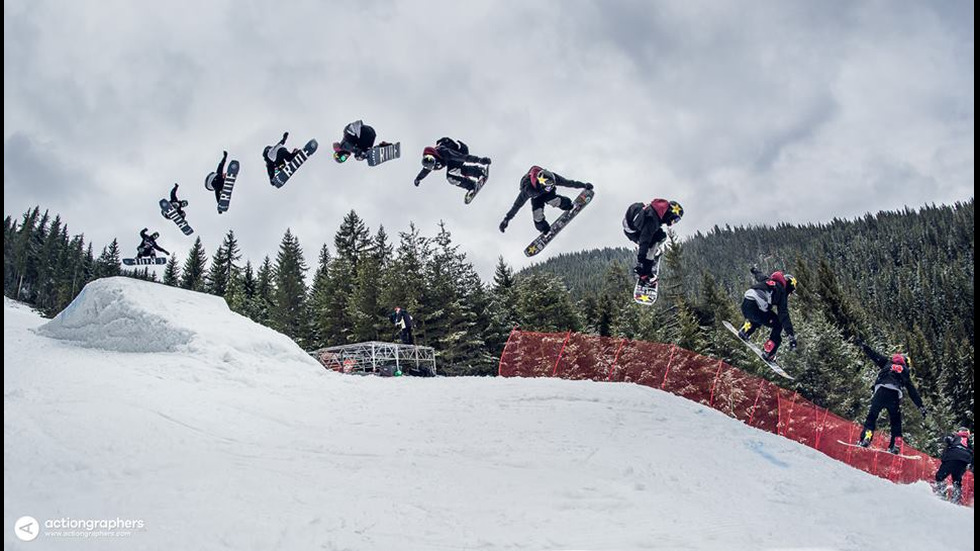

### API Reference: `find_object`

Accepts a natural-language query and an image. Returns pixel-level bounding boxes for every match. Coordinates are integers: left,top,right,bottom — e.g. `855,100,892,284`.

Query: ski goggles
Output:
334,151,349,163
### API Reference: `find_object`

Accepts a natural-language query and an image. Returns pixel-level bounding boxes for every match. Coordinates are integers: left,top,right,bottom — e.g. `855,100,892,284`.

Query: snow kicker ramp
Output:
37,276,313,368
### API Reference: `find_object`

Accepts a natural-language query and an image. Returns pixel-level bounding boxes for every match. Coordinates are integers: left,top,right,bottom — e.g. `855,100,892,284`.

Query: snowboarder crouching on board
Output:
855,340,926,454
498,166,592,235
414,137,490,191
332,120,390,163
205,150,228,204
933,427,972,504
622,199,683,284
736,267,798,362
263,132,299,182
136,228,169,259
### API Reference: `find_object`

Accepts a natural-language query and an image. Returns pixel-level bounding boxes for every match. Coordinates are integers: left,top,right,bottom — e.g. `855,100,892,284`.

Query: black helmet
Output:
784,273,798,294
422,154,437,170
535,169,555,187
665,201,684,225
151,231,160,240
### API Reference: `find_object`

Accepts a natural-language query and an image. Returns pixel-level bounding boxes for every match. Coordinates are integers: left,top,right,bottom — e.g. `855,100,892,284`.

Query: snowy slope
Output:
4,280,974,551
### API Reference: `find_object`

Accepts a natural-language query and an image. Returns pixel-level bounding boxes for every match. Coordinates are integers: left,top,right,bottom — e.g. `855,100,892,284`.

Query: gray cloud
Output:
4,0,973,280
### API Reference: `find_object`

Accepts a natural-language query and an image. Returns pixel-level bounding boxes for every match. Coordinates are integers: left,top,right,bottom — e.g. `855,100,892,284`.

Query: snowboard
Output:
463,164,490,204
366,142,401,166
836,440,921,460
271,139,318,188
159,198,194,236
216,160,240,214
722,320,794,380
122,256,167,266
633,246,665,306
523,188,595,257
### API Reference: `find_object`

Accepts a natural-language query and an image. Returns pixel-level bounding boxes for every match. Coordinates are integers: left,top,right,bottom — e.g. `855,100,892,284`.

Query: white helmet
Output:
204,172,216,191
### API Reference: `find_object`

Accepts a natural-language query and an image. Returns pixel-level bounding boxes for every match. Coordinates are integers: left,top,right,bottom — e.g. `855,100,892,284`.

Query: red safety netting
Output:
498,329,973,506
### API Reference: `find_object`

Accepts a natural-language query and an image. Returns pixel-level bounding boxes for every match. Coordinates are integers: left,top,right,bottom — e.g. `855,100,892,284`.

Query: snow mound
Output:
38,277,316,367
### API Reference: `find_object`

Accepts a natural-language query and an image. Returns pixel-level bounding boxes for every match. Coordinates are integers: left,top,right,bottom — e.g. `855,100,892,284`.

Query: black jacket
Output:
414,138,483,183
503,166,588,222
338,120,377,159
745,269,795,336
138,229,168,255
624,202,668,263
860,343,924,407
941,431,973,464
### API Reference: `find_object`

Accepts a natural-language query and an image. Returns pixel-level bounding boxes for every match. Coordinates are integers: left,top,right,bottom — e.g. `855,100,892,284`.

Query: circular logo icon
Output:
15,516,40,542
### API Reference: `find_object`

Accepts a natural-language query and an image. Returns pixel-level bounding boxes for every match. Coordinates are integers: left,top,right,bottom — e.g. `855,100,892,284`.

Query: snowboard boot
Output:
888,436,903,454
762,340,778,362
933,480,948,499
737,321,753,341
534,219,551,234
858,429,872,447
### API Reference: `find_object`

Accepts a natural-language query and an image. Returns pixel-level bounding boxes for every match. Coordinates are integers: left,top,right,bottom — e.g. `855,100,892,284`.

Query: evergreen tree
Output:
94,239,122,279
206,229,241,296
270,229,311,347
163,254,180,286
180,237,207,291
254,256,274,326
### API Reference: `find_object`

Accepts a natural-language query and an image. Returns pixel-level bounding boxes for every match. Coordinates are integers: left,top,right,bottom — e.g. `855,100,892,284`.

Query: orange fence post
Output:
660,344,677,389
748,379,766,427
552,330,572,377
497,327,518,377
606,338,626,381
708,360,724,406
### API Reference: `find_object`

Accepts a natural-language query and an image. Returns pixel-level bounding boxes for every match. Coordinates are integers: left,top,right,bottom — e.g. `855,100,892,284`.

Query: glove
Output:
788,335,798,350
499,219,509,233
222,150,228,157
583,182,594,190
750,265,762,275
479,157,491,165
282,131,289,140
414,178,421,187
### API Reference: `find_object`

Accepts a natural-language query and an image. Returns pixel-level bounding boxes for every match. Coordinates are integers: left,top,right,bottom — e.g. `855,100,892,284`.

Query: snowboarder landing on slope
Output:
136,228,169,259
205,150,228,203
737,267,798,363
623,199,683,285
263,132,299,182
498,166,593,234
169,184,189,219
855,339,926,454
414,137,491,192
934,427,973,504
333,120,390,163
390,306,414,345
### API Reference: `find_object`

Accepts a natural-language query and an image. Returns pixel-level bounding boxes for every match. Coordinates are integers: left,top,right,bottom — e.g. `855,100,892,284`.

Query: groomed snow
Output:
4,279,973,550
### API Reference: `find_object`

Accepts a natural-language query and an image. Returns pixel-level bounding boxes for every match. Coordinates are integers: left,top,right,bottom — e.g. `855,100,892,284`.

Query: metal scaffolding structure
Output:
312,341,437,376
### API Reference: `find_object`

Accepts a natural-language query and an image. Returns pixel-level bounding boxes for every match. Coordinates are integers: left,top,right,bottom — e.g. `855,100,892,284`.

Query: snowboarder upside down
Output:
622,198,683,283
204,150,228,204
414,137,490,192
263,132,299,182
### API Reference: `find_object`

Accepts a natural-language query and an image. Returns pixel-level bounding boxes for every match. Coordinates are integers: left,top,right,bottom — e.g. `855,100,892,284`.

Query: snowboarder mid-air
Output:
204,150,228,203
498,166,593,234
332,120,390,163
934,427,973,504
390,306,414,345
263,132,299,181
855,340,926,454
622,199,683,284
136,228,169,259
414,137,491,191
169,184,189,219
736,267,798,362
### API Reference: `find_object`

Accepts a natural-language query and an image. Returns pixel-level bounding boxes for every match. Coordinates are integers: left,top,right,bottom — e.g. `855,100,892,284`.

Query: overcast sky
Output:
4,0,974,279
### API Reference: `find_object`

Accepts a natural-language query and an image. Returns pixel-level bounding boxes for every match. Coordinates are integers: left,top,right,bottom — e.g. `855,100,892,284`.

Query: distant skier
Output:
390,306,414,345
934,427,973,504
333,120,390,163
168,184,188,219
414,137,491,192
855,340,926,454
498,166,593,234
204,150,228,204
263,132,299,181
136,228,169,259
622,199,684,284
736,267,798,362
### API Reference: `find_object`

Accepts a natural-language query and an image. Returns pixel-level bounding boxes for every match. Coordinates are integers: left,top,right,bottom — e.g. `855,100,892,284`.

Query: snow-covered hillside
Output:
4,279,973,550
